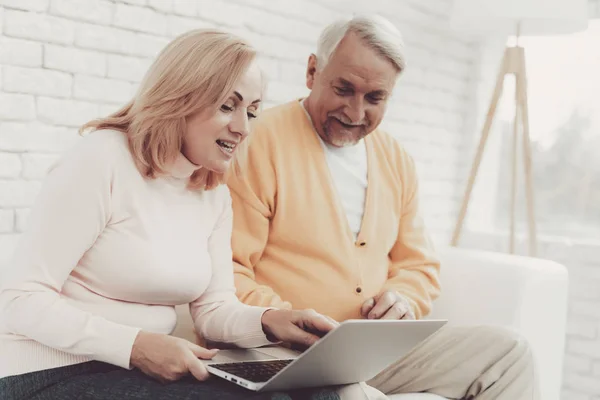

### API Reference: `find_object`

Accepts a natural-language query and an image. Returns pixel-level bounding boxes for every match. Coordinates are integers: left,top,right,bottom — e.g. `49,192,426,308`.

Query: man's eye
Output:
334,87,352,95
367,95,384,104
221,104,234,112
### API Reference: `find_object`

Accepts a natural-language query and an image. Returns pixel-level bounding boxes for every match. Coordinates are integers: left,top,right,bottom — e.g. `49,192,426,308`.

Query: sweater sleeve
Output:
0,133,140,369
189,189,275,348
383,150,441,319
226,123,293,310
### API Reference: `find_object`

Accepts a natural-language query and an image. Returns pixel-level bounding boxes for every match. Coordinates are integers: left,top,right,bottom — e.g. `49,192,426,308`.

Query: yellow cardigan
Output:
227,100,441,321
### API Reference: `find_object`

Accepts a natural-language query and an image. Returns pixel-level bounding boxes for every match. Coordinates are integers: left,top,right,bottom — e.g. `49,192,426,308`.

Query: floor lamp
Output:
448,0,588,256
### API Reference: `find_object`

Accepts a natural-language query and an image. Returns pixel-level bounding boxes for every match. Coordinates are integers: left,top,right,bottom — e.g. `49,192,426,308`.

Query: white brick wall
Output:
0,208,14,232
0,0,481,269
4,66,72,97
0,38,43,67
0,152,20,178
0,93,36,120
44,44,107,76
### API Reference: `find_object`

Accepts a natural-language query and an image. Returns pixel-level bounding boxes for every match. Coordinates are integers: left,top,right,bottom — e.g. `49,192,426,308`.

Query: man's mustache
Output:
328,114,368,127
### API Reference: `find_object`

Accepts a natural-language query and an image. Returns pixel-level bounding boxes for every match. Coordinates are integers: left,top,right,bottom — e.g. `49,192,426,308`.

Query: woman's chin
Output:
204,160,231,175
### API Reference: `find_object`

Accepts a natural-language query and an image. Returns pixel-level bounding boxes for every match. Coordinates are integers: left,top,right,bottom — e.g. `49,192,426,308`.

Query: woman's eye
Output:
221,104,234,112
247,112,257,119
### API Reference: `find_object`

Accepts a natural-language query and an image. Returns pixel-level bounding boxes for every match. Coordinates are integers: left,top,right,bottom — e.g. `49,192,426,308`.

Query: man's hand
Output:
261,309,339,350
360,291,416,320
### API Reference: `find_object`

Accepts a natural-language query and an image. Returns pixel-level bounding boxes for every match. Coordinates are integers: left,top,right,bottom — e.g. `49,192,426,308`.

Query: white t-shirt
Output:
301,100,368,239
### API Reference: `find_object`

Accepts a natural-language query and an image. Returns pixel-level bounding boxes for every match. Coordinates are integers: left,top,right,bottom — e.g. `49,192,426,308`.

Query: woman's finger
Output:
303,312,338,335
186,355,210,381
289,324,321,348
188,343,219,360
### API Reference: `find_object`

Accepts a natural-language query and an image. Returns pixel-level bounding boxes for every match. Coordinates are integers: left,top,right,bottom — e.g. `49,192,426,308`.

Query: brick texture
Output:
0,153,21,178
44,44,107,76
0,209,14,233
0,38,43,67
0,0,482,255
49,0,113,25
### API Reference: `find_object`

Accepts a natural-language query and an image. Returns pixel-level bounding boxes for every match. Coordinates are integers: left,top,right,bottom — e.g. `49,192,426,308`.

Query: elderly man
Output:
227,15,538,400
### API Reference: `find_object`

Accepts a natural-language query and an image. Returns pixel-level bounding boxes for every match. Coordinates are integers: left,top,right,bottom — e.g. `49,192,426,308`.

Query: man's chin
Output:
327,132,363,147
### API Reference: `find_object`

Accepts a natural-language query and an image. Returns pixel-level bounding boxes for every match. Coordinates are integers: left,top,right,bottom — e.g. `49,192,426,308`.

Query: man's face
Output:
305,31,399,147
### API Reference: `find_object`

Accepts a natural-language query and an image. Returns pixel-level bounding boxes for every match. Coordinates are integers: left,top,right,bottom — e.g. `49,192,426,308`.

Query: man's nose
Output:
345,97,366,124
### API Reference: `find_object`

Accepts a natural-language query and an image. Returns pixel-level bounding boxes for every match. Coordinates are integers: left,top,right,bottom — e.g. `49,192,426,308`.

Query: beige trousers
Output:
335,325,538,400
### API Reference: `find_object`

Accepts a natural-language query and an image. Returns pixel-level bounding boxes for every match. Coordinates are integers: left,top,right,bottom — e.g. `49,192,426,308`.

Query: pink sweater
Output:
0,130,272,379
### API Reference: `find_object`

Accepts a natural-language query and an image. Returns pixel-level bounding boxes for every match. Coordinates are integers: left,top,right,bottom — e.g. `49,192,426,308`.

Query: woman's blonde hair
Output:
80,29,258,191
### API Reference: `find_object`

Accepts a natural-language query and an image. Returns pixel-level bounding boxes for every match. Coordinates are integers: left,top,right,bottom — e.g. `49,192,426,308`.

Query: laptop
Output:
205,319,447,392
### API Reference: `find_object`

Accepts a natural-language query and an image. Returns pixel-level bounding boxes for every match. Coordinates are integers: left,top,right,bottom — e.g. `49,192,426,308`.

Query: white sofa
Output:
174,246,569,400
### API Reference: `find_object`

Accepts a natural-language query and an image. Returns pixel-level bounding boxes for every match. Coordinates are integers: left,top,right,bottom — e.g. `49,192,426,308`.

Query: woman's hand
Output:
261,309,339,350
130,331,218,383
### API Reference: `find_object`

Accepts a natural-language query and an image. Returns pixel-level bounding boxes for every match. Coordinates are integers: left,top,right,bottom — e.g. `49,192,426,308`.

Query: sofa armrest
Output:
427,246,568,400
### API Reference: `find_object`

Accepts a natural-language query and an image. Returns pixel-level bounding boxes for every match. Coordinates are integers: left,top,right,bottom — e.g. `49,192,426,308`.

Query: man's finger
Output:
188,343,219,360
368,292,395,319
186,356,210,381
381,302,408,320
402,309,416,320
360,298,375,318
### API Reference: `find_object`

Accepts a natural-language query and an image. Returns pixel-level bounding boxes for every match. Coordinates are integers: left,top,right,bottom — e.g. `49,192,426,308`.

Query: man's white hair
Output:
315,14,406,73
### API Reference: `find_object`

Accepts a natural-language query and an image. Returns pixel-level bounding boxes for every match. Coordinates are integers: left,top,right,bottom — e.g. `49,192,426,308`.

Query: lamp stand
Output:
450,42,538,256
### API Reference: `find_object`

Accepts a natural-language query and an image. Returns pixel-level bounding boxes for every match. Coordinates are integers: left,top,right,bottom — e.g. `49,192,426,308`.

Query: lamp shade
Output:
449,0,589,36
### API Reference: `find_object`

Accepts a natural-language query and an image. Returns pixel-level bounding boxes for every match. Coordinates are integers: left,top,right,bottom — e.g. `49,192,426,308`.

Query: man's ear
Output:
306,54,318,90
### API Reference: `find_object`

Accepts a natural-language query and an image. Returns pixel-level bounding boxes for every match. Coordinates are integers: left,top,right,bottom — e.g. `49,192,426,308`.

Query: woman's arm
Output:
189,189,274,348
0,133,140,369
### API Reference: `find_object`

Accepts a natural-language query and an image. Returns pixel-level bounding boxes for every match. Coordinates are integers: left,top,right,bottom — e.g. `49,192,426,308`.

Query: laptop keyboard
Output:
211,359,294,383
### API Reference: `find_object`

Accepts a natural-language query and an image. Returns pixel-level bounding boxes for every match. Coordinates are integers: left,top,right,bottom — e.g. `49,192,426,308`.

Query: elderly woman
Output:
0,29,339,400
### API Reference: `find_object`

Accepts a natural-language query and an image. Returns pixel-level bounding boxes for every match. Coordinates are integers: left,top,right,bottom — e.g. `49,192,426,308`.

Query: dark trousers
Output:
0,361,339,400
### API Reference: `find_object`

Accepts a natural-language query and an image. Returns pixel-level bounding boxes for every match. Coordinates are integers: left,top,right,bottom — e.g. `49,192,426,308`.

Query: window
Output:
493,20,600,240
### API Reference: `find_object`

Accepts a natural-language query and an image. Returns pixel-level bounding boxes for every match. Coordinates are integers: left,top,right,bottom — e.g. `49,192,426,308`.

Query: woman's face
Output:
182,61,262,174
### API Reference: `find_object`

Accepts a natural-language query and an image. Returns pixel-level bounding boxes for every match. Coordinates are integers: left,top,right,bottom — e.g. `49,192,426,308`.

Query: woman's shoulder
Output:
55,129,132,172
205,184,232,208
77,129,130,157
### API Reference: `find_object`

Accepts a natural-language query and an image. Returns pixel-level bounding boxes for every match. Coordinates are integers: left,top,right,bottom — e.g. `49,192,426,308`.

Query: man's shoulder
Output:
370,128,414,163
253,100,305,136
368,128,420,191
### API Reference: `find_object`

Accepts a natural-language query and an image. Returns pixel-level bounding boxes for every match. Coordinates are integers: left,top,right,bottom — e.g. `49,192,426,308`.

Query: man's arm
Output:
382,151,441,319
229,188,292,309
227,124,292,310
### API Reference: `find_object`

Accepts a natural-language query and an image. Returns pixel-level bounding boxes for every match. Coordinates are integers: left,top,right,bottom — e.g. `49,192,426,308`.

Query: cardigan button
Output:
358,241,366,247
356,287,362,293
